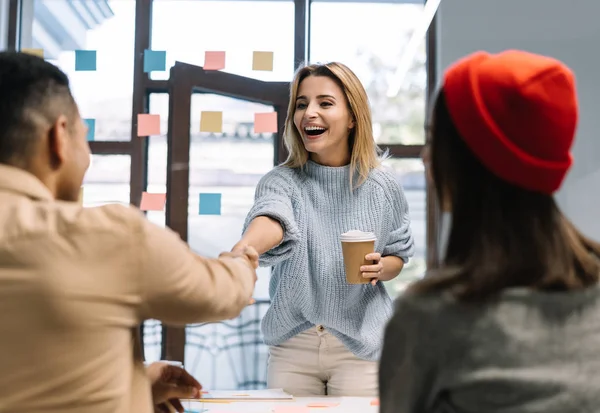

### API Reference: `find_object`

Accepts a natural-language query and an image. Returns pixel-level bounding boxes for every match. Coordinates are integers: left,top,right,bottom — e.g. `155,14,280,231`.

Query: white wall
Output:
437,0,600,240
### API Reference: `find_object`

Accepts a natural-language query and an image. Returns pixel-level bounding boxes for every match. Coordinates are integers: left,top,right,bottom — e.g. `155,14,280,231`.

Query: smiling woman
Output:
293,75,355,166
283,62,382,189
231,60,415,397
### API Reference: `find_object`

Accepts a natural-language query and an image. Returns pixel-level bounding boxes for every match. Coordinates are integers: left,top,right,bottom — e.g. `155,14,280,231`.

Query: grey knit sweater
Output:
243,161,415,361
379,285,600,413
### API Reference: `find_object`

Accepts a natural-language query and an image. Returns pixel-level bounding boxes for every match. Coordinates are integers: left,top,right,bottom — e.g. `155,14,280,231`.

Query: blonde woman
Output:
231,62,414,396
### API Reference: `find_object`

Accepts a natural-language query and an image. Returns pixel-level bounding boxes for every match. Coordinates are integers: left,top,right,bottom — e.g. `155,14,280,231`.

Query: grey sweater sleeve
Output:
242,168,300,267
376,171,415,262
379,295,436,413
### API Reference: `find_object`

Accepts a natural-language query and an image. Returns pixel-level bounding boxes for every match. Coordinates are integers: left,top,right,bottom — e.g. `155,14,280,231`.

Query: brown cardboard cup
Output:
341,240,376,284
340,231,377,284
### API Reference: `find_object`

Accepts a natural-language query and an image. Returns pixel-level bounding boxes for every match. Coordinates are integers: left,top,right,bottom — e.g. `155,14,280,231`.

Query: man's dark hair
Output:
0,51,76,166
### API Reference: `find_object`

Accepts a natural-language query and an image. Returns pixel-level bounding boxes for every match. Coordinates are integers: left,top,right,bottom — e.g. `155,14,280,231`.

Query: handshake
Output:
219,244,259,271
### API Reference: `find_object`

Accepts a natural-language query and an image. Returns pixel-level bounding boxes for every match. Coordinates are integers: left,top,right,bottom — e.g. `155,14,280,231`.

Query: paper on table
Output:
196,388,293,401
273,407,309,413
306,402,340,407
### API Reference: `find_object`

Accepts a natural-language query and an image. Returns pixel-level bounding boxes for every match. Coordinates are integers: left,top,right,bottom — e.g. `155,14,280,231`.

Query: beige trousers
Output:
267,325,378,396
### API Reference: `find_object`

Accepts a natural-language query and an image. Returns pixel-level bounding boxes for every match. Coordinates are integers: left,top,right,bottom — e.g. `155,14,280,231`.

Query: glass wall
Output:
311,0,428,291
310,1,427,146
151,0,295,81
4,0,434,389
23,0,136,141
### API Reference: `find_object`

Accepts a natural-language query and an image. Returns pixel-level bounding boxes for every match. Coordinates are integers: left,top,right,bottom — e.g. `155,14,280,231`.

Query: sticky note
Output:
273,407,309,413
143,49,166,73
254,112,278,133
75,50,96,71
140,192,166,211
84,118,96,141
200,111,223,133
137,114,160,136
204,51,225,70
199,193,221,215
370,399,380,406
252,51,274,71
21,48,44,58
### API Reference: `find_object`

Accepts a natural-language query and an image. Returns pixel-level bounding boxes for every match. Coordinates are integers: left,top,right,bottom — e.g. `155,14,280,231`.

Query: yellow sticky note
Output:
252,51,274,71
22,48,44,58
200,111,223,133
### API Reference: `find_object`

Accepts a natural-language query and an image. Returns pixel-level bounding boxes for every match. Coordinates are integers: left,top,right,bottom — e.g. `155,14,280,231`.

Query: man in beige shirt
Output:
0,52,257,412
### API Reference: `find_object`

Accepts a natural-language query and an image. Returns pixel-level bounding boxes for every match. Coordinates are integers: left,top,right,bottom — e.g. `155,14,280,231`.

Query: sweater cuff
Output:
243,196,300,266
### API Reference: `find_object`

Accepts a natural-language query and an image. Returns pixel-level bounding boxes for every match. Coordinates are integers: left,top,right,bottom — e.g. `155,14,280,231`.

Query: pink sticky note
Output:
140,192,166,211
370,399,380,406
273,407,309,413
254,112,278,133
137,114,160,137
204,51,225,70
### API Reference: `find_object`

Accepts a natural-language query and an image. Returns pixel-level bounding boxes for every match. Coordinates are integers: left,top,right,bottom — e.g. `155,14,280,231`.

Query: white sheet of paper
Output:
196,388,293,400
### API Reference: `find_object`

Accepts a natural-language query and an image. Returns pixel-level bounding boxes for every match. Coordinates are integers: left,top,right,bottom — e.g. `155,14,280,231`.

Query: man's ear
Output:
47,114,69,170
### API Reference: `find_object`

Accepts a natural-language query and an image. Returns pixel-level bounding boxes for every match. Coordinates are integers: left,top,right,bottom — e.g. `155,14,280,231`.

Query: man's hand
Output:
221,245,260,270
146,362,201,412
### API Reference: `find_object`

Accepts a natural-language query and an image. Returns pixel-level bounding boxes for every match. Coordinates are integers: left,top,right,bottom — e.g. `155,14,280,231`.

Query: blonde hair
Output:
282,62,386,189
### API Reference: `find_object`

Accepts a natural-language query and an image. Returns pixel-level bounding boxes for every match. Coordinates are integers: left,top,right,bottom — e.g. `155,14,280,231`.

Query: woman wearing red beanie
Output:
378,50,600,413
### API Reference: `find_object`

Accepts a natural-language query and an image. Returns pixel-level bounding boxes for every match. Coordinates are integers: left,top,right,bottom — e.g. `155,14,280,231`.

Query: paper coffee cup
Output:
340,230,377,284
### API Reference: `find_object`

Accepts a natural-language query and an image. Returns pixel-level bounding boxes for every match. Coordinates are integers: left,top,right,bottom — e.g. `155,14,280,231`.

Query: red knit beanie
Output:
443,50,578,194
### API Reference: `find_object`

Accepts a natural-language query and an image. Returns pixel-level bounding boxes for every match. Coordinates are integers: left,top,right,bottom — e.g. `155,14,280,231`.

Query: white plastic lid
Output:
340,230,377,242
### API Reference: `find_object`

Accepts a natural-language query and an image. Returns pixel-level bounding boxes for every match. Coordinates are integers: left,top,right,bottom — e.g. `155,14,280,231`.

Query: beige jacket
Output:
0,165,255,413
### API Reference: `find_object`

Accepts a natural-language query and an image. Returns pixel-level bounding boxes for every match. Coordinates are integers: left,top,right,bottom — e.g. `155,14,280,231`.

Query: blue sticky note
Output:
84,118,95,141
144,49,166,73
75,50,96,71
199,193,221,215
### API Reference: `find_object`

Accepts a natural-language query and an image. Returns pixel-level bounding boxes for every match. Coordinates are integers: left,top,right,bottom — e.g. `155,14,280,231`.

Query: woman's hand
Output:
361,253,383,286
361,254,405,284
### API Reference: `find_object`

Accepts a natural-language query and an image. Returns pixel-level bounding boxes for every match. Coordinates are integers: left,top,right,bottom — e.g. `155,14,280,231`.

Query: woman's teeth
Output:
305,127,326,136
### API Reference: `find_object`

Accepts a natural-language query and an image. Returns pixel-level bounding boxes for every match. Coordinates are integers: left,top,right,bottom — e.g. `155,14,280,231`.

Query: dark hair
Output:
0,51,76,166
409,89,600,301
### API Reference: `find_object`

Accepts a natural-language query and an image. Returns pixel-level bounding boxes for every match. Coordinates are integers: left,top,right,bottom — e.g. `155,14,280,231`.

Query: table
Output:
183,397,379,413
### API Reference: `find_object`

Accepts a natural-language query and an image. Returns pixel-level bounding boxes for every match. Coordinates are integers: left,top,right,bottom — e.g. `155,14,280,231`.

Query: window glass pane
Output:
381,158,426,297
185,93,275,390
22,0,135,141
82,154,130,207
151,0,294,81
310,2,426,145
